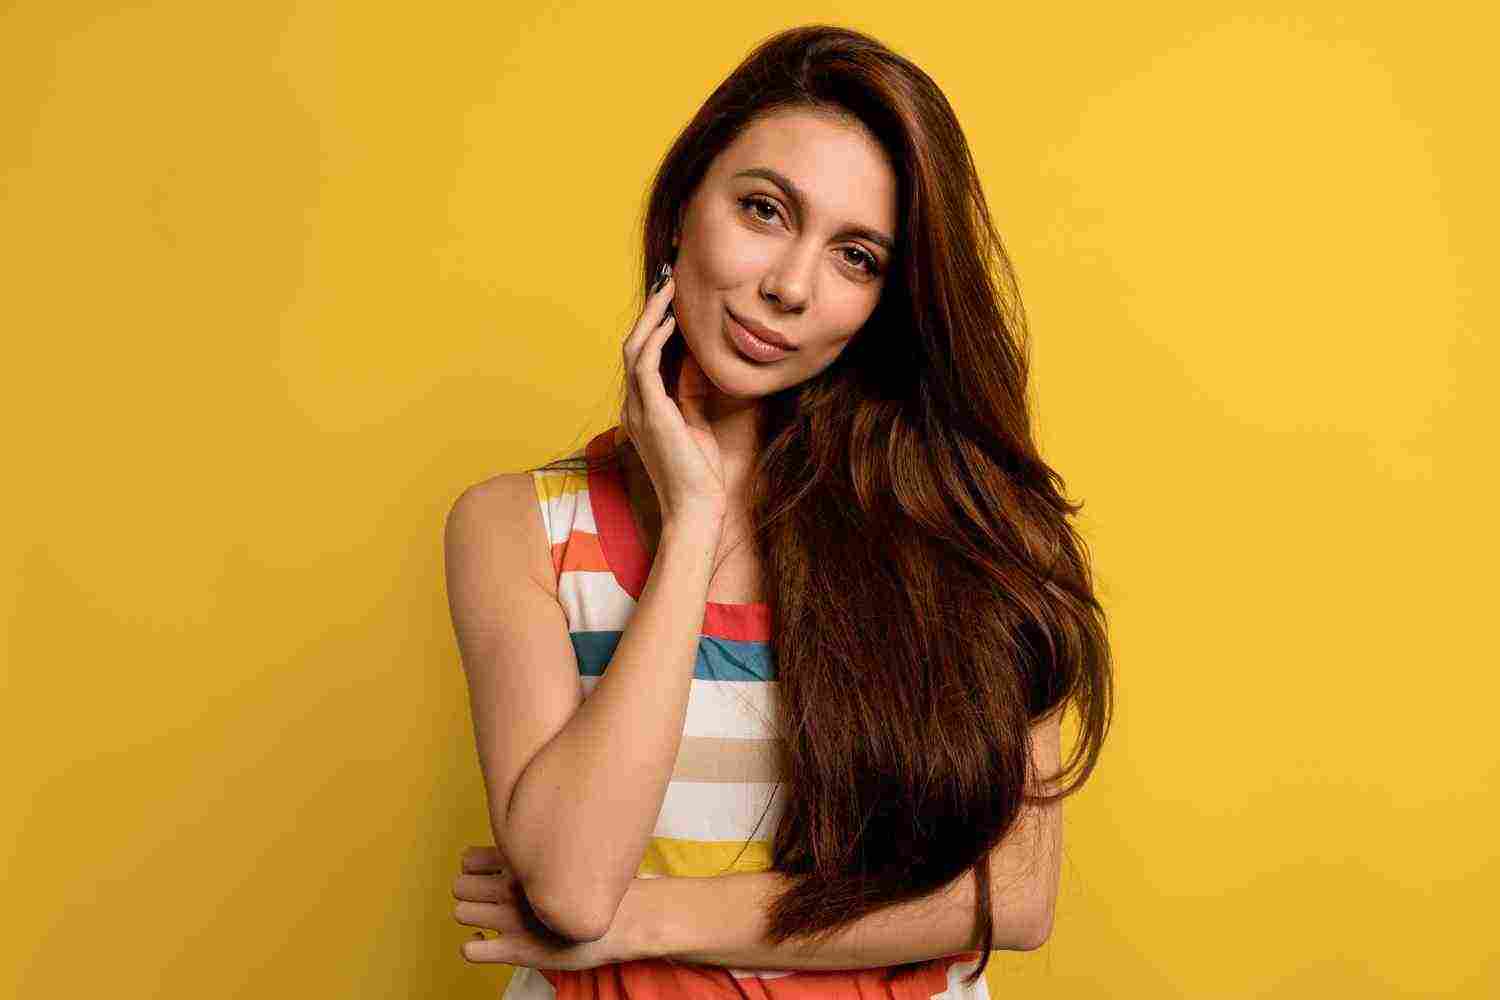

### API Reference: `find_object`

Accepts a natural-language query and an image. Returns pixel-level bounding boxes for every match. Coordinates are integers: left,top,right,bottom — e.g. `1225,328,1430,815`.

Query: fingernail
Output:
653,262,672,292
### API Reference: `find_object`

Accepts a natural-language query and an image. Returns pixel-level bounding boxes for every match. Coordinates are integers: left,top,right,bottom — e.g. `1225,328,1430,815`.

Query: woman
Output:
445,23,1113,998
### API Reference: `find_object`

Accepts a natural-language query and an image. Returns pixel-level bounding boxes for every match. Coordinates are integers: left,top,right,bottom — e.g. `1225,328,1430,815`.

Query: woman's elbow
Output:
521,880,615,944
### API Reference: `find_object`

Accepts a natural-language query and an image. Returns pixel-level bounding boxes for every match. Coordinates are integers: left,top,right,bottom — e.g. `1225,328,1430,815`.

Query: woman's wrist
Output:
662,502,726,533
660,512,726,554
607,877,672,962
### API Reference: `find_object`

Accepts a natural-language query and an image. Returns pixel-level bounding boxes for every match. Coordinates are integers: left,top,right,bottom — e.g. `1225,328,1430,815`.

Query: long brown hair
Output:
531,24,1113,986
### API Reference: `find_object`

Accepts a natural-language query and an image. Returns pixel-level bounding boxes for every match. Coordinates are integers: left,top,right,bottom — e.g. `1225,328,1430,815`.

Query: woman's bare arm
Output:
445,473,722,942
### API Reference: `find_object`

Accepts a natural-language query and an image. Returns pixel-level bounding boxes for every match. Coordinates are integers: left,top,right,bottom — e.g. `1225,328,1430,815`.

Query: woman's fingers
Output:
453,872,518,903
461,846,506,873
624,274,675,359
621,313,677,444
621,272,675,441
633,311,678,414
453,899,525,934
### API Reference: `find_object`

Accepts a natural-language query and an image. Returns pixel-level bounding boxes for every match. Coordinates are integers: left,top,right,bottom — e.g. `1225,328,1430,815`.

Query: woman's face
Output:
671,108,899,399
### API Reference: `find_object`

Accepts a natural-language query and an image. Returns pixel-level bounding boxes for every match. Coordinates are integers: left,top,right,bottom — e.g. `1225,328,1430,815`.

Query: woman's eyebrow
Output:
733,166,895,253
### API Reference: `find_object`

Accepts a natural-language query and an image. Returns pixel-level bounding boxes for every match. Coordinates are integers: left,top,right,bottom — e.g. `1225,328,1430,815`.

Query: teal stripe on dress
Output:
570,630,776,682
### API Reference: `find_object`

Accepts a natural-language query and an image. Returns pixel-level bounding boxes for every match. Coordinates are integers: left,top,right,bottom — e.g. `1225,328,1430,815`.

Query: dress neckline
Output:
585,427,771,642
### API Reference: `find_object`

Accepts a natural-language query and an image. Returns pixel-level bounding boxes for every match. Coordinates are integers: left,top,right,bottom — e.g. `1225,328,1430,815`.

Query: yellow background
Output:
3,2,1493,996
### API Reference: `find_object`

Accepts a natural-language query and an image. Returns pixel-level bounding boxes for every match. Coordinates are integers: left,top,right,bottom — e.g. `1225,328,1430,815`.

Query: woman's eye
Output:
740,195,780,224
842,247,880,276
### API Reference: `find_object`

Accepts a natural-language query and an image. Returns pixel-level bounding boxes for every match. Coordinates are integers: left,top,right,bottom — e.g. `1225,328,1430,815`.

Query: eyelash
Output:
738,195,882,276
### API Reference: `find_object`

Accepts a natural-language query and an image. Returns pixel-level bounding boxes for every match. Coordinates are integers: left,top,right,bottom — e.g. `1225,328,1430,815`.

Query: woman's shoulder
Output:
448,471,564,598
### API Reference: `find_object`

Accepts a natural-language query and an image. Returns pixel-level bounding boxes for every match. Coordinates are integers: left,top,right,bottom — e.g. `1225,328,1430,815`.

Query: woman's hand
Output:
620,268,728,526
453,844,638,970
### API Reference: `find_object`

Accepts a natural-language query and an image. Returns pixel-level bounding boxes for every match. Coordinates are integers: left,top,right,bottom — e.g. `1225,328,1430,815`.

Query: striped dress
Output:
505,426,989,999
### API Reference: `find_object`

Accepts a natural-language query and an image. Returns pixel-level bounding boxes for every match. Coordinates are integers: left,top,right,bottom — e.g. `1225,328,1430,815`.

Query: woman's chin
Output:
700,353,779,399
676,335,755,395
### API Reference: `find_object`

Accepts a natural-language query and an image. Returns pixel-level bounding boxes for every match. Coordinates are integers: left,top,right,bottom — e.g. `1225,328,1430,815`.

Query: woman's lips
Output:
725,310,792,363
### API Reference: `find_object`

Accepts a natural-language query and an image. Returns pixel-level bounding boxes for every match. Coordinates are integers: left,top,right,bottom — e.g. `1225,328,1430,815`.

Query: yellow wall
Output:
3,3,1493,996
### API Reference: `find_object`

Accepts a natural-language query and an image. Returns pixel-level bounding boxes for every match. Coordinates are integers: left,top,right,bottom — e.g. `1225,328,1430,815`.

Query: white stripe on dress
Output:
579,675,779,741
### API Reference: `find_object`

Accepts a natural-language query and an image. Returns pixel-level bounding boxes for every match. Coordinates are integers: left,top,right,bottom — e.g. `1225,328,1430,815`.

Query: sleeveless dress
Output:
504,426,990,999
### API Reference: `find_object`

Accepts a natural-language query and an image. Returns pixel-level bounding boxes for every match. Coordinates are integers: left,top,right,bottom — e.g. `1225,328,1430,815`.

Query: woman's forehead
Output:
723,108,880,164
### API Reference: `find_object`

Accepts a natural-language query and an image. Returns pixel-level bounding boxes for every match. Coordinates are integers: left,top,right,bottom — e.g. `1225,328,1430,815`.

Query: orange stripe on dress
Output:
540,951,983,998
552,530,611,578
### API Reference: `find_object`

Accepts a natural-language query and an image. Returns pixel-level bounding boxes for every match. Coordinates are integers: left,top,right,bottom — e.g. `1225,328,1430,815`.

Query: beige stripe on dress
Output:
672,735,784,782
